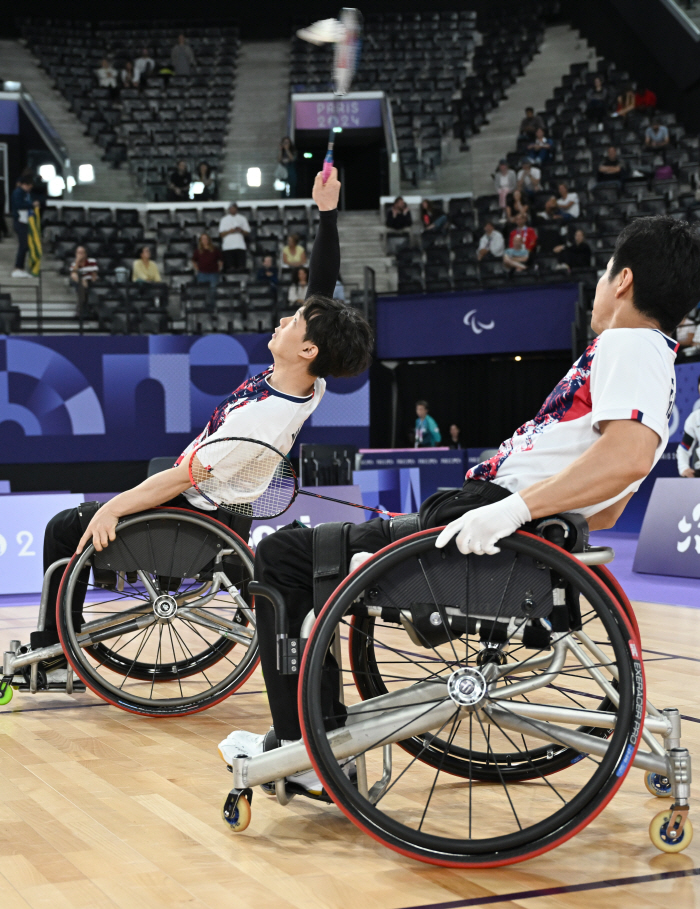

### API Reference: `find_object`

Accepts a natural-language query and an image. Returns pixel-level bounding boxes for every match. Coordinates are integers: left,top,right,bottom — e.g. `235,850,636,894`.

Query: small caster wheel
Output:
221,789,252,832
649,810,693,853
644,771,672,797
0,684,13,706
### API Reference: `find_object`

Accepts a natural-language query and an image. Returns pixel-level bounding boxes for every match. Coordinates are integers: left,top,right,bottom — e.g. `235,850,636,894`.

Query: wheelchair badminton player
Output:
220,215,700,799
28,167,372,684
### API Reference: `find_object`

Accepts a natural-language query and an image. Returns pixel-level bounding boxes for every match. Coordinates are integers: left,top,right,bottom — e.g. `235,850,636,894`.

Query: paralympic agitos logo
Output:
463,309,495,335
677,503,700,553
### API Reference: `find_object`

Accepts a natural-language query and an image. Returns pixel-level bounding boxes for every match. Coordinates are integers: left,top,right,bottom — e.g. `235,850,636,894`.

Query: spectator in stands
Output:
477,221,505,262
494,159,516,208
635,86,657,113
95,58,119,100
69,245,99,318
134,48,155,87
194,162,216,201
526,127,554,165
544,183,580,222
596,146,626,187
288,266,309,306
282,233,307,268
156,61,175,87
504,189,530,228
132,245,161,282
279,138,297,198
192,233,223,310
219,203,250,272
386,196,412,231
256,255,279,287
171,34,196,76
509,212,537,253
516,159,541,197
120,60,136,90
586,76,609,122
10,175,38,278
414,401,441,448
420,200,447,245
167,160,191,202
553,229,592,272
645,119,670,151
502,234,530,273
447,423,462,450
518,107,545,140
613,84,636,119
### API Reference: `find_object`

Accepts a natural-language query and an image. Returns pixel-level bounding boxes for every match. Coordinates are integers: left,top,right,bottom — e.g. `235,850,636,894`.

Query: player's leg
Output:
37,507,88,649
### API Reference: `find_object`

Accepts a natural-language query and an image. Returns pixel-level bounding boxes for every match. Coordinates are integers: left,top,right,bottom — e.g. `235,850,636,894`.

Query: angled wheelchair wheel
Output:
301,529,644,867
57,508,258,716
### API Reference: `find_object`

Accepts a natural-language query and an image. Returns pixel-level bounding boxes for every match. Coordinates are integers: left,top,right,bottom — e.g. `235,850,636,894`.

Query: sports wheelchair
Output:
222,518,693,866
1,508,258,716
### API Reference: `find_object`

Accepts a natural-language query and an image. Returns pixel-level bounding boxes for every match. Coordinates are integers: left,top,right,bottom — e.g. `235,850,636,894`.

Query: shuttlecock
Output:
297,18,347,45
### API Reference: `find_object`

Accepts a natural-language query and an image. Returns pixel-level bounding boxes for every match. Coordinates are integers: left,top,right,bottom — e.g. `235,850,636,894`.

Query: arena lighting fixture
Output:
246,167,262,187
273,179,287,192
190,181,204,198
332,126,343,133
514,355,522,361
303,152,313,158
38,164,56,182
47,175,66,197
66,176,76,189
78,164,95,183
3,81,21,91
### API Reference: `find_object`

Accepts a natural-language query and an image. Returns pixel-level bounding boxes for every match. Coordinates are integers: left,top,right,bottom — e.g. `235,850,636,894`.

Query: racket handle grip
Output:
322,151,334,184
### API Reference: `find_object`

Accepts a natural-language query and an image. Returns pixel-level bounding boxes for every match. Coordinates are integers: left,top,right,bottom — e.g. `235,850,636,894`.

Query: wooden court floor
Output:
0,599,698,909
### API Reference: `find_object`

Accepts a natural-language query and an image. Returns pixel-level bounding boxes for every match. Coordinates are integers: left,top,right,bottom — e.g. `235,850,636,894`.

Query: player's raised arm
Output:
307,167,341,299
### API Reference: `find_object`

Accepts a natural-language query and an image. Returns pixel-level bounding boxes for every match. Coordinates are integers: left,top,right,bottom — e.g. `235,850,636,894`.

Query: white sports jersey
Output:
678,408,700,473
468,328,678,518
175,366,325,509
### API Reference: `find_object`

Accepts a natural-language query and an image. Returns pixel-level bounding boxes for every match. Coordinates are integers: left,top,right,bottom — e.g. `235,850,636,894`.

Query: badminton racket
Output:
189,436,402,520
323,8,363,184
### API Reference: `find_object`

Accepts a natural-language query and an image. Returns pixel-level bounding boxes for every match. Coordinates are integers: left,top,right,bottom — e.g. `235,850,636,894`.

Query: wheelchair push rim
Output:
300,528,645,867
57,509,259,716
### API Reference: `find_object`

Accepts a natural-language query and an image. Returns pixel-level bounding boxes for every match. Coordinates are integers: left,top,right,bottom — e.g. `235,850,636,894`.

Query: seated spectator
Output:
516,159,541,197
282,233,307,268
156,61,175,87
502,234,530,272
167,160,191,202
553,229,592,272
132,246,161,282
526,128,554,165
596,146,626,187
288,266,309,306
69,245,98,318
192,233,223,310
120,61,136,89
494,159,517,208
505,189,530,227
256,255,279,287
635,86,657,112
586,76,609,122
519,106,545,140
171,34,196,76
509,212,537,252
219,202,250,272
386,196,412,231
194,162,216,201
95,58,118,100
477,221,505,261
645,119,670,150
134,48,155,87
613,84,636,119
543,183,580,222
420,200,447,244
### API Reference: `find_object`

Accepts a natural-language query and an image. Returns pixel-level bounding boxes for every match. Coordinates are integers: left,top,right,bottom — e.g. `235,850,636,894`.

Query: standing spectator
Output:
278,137,297,198
256,255,279,287
134,48,155,87
518,106,545,140
10,175,38,278
120,60,136,89
132,245,161,282
477,221,505,261
192,233,223,310
414,401,441,448
194,162,216,201
586,77,609,122
544,183,580,221
386,196,412,230
447,423,462,449
171,34,196,76
95,58,119,101
516,159,541,197
494,159,516,208
288,266,309,306
527,127,554,165
553,229,592,272
645,119,670,151
69,245,99,318
282,233,307,268
509,212,537,252
502,234,530,272
219,202,250,272
167,160,191,202
596,146,626,187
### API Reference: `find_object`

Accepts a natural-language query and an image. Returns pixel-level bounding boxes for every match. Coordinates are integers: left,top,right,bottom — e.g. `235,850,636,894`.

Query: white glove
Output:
349,551,373,573
434,494,531,555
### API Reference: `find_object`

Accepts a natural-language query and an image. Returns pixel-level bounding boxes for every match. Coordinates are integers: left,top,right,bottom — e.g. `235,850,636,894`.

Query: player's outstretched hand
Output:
77,506,119,553
313,166,341,211
434,493,531,555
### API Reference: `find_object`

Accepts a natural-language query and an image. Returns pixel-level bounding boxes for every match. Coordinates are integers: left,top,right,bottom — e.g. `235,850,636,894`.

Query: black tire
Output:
301,529,644,867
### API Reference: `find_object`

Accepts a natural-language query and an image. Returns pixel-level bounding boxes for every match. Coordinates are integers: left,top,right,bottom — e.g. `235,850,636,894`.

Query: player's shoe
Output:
218,727,269,765
11,269,30,278
296,18,346,45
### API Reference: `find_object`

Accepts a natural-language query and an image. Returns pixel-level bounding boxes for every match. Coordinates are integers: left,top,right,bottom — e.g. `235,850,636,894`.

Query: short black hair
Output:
609,216,700,334
416,400,429,409
302,295,373,378
525,106,534,113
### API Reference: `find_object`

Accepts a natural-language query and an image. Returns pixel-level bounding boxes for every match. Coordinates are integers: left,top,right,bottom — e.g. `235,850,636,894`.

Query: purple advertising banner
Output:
0,100,19,135
633,477,700,579
295,98,383,130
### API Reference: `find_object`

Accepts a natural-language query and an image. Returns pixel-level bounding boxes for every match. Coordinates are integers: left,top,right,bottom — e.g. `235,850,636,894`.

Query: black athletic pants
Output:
39,497,250,647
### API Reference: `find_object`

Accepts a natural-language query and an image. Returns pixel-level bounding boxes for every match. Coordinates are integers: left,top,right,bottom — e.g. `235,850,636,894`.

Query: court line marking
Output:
395,866,700,909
